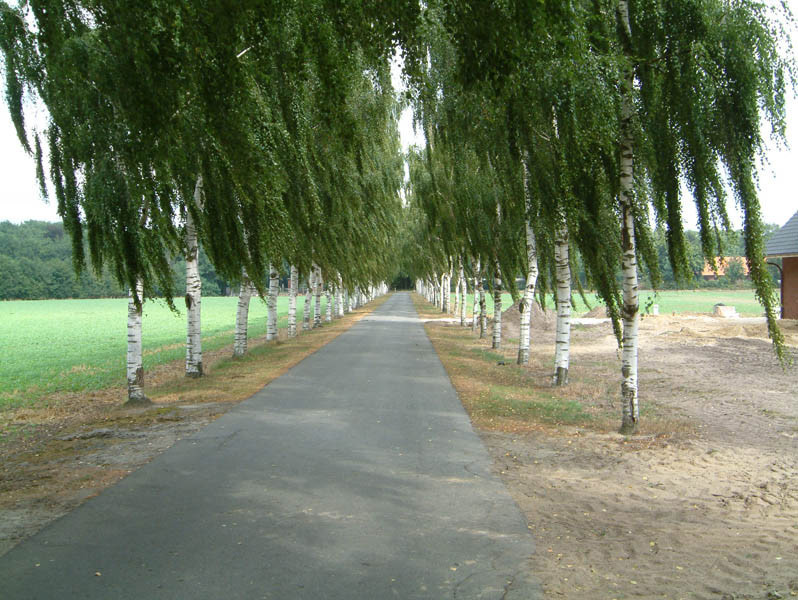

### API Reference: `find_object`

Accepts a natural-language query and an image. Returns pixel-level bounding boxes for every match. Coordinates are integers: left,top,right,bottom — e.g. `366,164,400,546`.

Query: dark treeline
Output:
5,220,777,301
0,221,229,300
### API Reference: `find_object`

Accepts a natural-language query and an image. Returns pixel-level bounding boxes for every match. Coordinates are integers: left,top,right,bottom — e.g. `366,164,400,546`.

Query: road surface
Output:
0,292,540,599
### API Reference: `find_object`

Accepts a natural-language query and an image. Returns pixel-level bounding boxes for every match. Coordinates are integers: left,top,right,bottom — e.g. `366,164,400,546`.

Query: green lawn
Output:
450,289,762,318
0,295,327,406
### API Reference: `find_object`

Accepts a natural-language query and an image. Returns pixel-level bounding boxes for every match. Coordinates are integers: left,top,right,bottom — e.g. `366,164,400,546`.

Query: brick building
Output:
765,211,798,319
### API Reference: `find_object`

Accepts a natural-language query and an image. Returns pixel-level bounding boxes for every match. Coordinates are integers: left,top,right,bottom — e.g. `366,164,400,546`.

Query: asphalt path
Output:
0,292,540,599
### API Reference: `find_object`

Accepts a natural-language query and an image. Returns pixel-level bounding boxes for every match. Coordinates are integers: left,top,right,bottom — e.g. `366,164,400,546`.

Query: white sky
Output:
1,9,796,228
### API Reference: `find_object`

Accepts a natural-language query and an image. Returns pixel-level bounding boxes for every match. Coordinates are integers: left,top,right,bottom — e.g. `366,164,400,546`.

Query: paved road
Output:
0,293,540,599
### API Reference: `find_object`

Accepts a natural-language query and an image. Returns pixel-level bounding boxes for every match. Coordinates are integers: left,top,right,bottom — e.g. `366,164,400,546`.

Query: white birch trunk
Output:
454,267,461,321
553,226,571,384
336,275,344,318
459,262,467,326
233,271,253,357
126,279,148,405
492,265,502,350
472,259,481,333
288,265,298,337
619,2,640,433
303,271,313,330
517,157,540,365
266,263,279,341
479,279,487,339
313,265,322,327
184,176,203,378
518,220,539,365
491,202,502,347
325,286,332,322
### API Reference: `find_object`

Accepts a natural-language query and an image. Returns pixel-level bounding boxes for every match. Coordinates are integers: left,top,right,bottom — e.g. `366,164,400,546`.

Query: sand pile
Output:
495,300,556,338
582,304,608,318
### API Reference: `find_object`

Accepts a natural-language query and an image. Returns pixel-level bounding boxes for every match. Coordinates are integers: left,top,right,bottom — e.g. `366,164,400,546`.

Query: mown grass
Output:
0,295,329,407
415,293,689,437
449,288,761,317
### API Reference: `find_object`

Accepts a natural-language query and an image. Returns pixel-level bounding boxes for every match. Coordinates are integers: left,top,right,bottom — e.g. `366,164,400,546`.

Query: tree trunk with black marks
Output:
288,265,298,337
303,271,313,331
126,279,149,405
184,176,204,378
619,0,640,434
233,270,254,357
266,263,279,341
553,226,571,385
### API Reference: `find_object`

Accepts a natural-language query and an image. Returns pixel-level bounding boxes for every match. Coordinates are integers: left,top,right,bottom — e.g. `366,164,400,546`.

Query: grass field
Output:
1,288,762,408
0,295,328,407
453,288,762,318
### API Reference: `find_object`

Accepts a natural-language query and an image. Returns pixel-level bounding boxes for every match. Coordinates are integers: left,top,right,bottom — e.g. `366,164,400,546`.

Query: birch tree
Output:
184,176,204,378
126,279,147,405
303,271,313,331
517,159,539,365
553,225,571,385
313,265,322,328
288,265,298,337
266,263,279,342
233,271,254,358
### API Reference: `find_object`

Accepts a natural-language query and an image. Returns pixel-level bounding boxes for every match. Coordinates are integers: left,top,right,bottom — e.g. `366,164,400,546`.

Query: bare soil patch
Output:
0,299,387,557
419,295,798,600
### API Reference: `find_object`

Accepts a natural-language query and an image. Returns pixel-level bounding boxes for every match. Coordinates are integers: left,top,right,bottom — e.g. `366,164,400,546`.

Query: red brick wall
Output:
783,257,798,319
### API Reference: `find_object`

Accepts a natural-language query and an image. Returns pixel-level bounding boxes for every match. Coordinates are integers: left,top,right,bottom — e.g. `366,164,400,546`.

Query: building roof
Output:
765,211,798,258
700,257,748,278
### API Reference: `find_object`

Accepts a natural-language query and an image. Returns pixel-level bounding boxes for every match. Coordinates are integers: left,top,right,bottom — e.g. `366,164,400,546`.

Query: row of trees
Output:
1,0,413,403
399,0,792,432
0,220,233,299
2,1,791,430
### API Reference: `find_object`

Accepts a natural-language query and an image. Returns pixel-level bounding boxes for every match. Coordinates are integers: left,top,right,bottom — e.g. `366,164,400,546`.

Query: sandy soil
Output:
479,313,798,599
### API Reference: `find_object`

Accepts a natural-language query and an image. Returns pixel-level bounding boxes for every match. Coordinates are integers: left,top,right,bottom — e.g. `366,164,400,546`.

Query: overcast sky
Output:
2,8,796,228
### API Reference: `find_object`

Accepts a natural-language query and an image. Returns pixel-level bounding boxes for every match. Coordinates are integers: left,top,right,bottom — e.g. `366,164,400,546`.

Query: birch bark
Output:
313,265,322,327
325,286,332,322
619,0,640,433
479,281,487,339
303,271,313,330
459,261,467,326
184,175,203,378
517,220,539,365
472,259,481,334
492,265,502,350
288,265,298,337
553,226,571,385
336,275,344,318
266,263,279,341
454,266,461,321
233,270,254,357
126,279,148,405
517,158,539,365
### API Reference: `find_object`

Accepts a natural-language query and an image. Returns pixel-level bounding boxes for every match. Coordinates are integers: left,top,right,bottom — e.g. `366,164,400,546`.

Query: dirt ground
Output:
478,312,798,600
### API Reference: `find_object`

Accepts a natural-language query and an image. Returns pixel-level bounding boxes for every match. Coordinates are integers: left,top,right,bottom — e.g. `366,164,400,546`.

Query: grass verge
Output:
413,293,692,440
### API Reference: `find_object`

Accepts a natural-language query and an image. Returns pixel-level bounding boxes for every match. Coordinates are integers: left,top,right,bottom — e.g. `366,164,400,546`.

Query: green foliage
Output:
0,221,122,299
0,220,231,300
1,1,409,304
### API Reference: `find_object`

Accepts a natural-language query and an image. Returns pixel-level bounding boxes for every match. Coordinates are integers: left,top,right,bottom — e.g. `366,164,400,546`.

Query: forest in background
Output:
1,219,779,301
0,221,229,300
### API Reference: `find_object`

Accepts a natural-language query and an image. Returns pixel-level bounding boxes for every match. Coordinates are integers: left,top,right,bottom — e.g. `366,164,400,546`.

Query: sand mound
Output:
583,304,608,318
496,300,556,338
